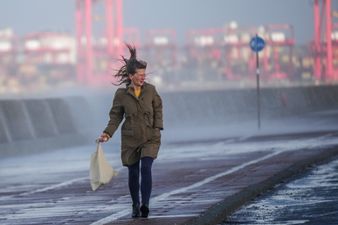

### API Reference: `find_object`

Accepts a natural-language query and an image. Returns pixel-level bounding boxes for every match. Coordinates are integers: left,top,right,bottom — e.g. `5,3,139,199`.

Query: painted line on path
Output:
90,150,282,225
0,168,123,201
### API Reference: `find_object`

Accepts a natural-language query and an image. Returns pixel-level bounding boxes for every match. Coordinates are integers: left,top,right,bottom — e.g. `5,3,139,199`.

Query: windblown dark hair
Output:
114,44,147,86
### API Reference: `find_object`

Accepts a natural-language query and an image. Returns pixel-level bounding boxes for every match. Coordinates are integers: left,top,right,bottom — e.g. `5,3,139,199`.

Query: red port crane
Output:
313,0,337,82
75,0,123,85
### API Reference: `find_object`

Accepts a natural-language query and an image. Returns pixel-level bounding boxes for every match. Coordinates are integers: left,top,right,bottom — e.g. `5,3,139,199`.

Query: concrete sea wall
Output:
1,84,338,156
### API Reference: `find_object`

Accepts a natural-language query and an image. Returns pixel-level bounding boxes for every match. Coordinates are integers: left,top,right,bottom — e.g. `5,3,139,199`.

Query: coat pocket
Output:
144,111,154,127
122,113,134,129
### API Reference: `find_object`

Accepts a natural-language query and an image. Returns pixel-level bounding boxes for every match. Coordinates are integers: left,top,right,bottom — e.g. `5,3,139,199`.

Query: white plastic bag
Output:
89,143,117,191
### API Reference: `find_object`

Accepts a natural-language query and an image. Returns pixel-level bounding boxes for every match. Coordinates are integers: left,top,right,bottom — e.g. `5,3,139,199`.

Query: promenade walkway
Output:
1,130,338,225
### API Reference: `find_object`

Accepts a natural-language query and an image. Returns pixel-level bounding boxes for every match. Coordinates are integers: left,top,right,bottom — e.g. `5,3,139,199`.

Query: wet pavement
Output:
1,129,338,225
223,158,338,225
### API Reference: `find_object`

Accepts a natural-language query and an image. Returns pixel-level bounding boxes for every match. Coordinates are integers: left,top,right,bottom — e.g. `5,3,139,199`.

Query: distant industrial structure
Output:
0,0,337,93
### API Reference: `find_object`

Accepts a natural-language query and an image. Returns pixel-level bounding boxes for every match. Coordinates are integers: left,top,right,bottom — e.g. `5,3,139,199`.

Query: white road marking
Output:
0,177,86,201
90,150,282,225
0,168,122,201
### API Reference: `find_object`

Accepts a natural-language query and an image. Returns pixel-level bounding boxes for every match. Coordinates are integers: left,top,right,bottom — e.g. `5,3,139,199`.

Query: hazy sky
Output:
0,0,330,45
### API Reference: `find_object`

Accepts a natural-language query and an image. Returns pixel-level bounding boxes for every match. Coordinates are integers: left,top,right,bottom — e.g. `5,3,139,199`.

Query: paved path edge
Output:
183,145,338,225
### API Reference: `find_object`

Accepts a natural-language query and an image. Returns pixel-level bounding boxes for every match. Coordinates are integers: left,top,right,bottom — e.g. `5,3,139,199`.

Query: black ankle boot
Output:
140,204,149,218
132,204,140,218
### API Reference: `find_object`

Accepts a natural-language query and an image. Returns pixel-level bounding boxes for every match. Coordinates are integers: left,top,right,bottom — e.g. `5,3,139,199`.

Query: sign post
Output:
250,34,265,130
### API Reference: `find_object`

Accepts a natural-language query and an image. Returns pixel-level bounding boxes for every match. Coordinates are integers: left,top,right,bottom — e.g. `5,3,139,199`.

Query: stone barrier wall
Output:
0,97,91,156
1,85,337,156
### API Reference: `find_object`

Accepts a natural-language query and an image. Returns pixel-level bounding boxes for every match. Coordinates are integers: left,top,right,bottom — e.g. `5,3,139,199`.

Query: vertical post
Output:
250,34,265,130
287,25,294,76
85,0,93,84
325,0,333,81
314,0,321,80
256,50,261,130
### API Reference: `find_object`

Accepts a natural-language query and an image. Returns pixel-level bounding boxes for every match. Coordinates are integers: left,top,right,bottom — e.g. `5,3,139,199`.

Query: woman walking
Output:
98,44,163,218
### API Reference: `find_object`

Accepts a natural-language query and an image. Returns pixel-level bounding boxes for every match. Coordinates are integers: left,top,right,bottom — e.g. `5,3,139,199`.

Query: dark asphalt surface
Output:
1,128,338,225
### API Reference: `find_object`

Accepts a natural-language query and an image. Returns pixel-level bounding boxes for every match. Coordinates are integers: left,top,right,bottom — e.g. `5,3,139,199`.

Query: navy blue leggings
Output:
127,157,153,206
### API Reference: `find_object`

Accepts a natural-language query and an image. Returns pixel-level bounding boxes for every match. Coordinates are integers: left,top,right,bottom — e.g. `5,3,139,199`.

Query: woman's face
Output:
129,68,146,87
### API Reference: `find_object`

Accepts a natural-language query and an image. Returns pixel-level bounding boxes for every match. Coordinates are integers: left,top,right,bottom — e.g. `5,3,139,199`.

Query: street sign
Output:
250,35,265,52
249,34,265,130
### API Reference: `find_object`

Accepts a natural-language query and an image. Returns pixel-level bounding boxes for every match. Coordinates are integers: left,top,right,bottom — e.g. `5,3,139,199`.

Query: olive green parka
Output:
103,82,163,166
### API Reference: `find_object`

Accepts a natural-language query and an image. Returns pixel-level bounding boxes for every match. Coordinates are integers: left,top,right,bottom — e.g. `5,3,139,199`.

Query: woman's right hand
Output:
97,133,110,142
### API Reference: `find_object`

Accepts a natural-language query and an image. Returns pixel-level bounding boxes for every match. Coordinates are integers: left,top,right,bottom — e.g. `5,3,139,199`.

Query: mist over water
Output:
1,81,338,158
90,84,338,144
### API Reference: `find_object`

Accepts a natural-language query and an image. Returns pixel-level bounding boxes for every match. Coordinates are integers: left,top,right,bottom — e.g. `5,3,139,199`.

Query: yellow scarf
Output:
134,88,141,98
